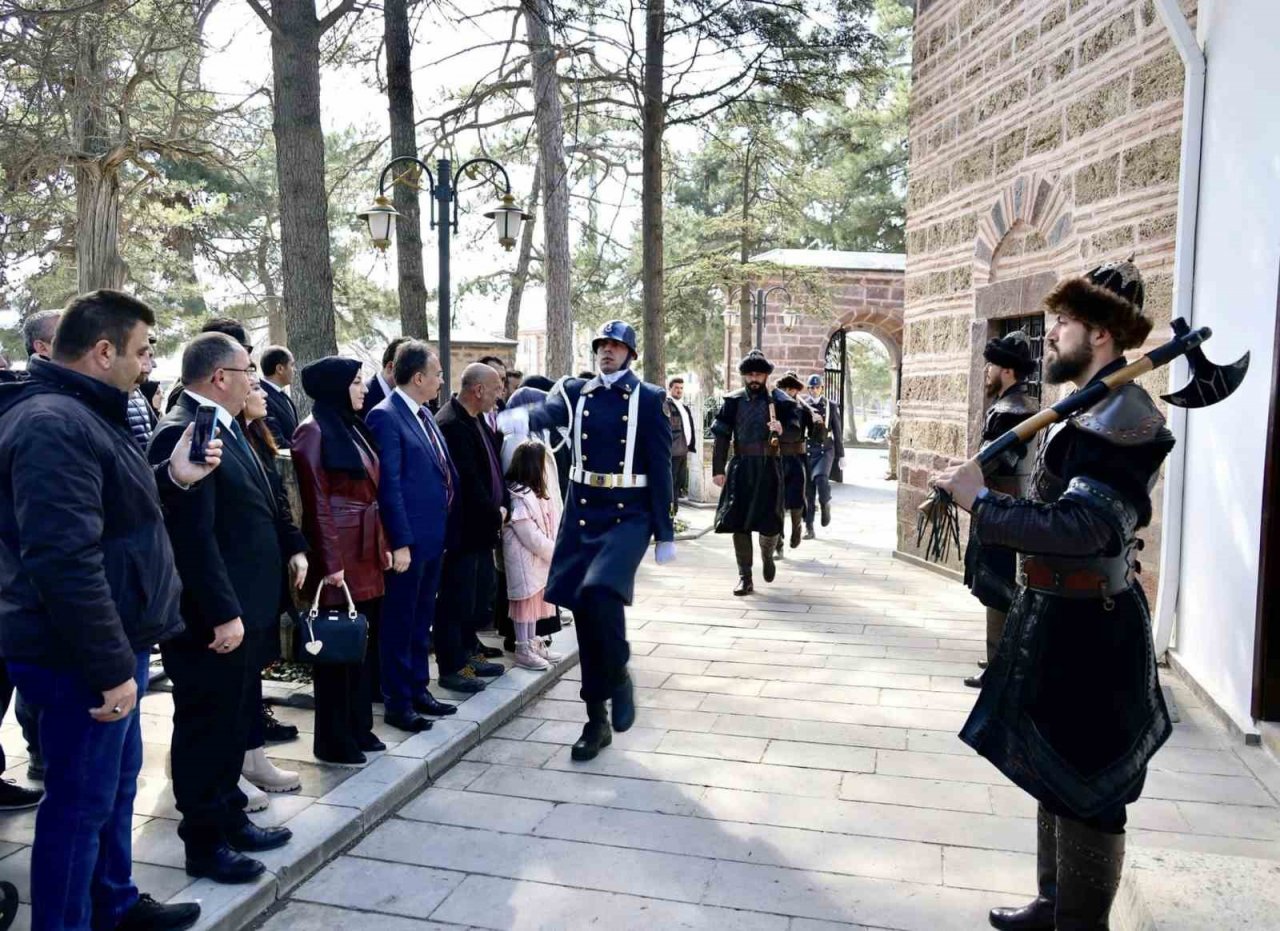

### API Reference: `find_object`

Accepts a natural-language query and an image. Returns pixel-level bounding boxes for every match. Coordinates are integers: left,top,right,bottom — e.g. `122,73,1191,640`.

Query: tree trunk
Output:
640,0,666,383
523,0,572,377
72,25,127,293
737,146,754,361
258,235,286,345
505,161,540,342
384,0,429,339
267,0,339,367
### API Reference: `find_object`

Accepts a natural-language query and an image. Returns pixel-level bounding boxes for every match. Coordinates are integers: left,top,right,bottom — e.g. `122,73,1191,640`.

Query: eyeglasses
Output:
220,364,258,376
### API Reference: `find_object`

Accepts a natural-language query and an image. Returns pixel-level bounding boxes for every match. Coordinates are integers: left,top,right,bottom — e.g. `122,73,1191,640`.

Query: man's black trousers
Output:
435,548,496,677
575,586,630,703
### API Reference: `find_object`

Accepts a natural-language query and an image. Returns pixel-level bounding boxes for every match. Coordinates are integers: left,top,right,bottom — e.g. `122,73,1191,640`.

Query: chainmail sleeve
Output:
973,476,1134,558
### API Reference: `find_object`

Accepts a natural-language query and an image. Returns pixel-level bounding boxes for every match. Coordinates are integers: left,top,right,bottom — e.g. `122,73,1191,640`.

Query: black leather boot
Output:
760,539,777,583
1054,817,1124,930
571,702,612,761
989,805,1057,930
803,523,815,540
734,572,754,596
820,500,831,526
789,510,803,548
611,672,636,732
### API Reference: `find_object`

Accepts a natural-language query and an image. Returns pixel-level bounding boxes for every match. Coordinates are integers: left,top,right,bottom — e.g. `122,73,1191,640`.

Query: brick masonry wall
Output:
900,0,1192,595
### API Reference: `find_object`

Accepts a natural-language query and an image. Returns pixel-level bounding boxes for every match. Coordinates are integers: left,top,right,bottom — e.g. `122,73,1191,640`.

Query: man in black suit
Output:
149,334,306,884
434,363,507,693
259,346,298,449
361,336,410,419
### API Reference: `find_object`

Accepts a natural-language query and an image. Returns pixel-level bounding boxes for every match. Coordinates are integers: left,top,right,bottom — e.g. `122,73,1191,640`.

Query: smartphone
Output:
189,405,218,463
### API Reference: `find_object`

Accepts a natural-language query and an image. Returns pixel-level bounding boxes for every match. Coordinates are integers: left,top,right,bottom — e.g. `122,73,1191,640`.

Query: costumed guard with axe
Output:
711,350,799,596
928,257,1249,931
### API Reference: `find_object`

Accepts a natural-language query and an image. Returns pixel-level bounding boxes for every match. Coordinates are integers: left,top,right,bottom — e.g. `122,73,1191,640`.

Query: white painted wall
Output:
1170,0,1280,731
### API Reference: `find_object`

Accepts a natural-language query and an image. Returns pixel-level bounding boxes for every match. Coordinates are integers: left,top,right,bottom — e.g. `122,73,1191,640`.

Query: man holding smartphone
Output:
0,290,220,931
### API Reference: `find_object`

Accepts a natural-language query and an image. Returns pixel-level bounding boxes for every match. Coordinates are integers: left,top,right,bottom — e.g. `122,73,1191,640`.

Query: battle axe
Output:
915,317,1249,562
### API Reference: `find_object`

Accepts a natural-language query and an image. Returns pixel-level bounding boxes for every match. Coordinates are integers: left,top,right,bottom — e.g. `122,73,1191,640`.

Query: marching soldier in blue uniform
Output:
498,321,675,762
801,373,844,538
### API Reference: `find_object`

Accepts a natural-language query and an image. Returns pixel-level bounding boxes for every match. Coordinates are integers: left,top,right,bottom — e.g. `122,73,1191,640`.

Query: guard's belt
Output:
1019,554,1132,599
779,441,806,456
733,442,780,457
570,467,649,489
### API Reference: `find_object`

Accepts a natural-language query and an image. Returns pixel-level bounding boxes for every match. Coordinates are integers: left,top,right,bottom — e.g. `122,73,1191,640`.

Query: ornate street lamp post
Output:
359,155,530,396
753,285,796,351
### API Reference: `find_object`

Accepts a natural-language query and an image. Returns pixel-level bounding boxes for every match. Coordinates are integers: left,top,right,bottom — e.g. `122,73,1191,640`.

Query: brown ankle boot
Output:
989,805,1057,930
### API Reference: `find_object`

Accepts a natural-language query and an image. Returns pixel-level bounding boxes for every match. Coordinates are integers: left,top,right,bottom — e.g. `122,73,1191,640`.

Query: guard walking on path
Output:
498,320,675,762
801,373,844,537
933,258,1175,931
711,350,798,596
773,371,814,556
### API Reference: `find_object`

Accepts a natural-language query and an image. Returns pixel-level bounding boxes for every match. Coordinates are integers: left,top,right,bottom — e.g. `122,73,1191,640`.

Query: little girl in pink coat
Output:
502,440,565,670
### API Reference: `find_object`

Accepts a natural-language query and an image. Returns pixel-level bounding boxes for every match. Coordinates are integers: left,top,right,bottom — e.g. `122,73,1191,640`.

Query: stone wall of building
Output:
900,0,1192,589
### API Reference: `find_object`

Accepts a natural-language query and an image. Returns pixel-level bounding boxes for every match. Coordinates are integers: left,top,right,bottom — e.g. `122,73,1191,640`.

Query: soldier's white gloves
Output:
496,407,529,438
654,541,677,565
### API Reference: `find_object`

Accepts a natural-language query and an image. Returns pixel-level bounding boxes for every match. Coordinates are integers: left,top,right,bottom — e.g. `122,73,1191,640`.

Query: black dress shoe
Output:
356,733,387,752
571,703,612,761
226,822,292,853
439,670,486,693
468,659,505,678
117,893,201,931
761,549,777,584
0,778,42,810
733,575,754,596
964,674,984,689
185,845,265,884
988,897,1055,930
314,746,367,766
385,710,434,733
413,691,458,716
611,674,636,733
474,644,504,659
261,704,299,743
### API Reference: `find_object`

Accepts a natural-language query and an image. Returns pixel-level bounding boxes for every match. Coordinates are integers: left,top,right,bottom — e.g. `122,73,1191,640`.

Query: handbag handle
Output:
308,578,359,620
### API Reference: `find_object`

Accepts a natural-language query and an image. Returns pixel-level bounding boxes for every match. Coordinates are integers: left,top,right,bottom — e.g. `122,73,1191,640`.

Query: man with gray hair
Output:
22,309,61,362
149,333,303,884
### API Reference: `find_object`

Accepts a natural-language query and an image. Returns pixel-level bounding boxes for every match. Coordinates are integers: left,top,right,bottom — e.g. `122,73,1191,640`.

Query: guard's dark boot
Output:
611,672,636,732
761,539,777,583
774,537,784,559
989,805,1057,930
803,523,816,540
571,702,612,761
789,510,803,548
1054,817,1124,930
820,500,831,526
734,572,754,596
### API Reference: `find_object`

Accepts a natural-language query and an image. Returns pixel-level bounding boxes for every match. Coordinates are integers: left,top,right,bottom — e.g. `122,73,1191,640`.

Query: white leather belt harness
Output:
570,380,647,490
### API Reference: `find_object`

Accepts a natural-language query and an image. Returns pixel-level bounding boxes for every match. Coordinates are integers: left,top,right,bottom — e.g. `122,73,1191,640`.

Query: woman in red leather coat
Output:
292,357,392,765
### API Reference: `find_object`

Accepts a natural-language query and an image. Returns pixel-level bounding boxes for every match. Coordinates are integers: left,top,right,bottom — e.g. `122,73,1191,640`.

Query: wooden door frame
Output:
1252,262,1280,721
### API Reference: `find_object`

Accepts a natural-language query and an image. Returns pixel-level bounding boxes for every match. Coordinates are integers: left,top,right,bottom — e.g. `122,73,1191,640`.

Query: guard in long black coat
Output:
498,321,674,762
773,371,814,555
933,259,1174,931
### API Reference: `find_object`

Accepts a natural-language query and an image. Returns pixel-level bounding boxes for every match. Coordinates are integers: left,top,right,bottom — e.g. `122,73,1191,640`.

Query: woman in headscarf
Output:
292,358,392,765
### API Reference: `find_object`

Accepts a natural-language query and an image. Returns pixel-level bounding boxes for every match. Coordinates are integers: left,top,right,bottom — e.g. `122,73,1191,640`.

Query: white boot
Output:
534,637,564,664
515,640,551,670
242,747,301,793
239,775,269,813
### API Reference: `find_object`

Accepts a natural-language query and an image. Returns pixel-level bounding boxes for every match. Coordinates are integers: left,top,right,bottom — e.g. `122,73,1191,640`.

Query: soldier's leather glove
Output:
654,541,677,565
496,407,529,438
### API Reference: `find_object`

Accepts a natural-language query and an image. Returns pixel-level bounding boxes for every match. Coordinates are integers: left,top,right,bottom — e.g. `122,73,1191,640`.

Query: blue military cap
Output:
807,373,824,388
592,320,638,358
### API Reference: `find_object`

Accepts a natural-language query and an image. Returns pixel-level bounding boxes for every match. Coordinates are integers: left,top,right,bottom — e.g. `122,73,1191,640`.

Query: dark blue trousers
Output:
8,651,149,931
381,548,444,715
575,586,630,703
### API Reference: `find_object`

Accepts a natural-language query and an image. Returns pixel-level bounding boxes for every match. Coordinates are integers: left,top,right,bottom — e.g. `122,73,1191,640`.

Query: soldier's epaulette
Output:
1072,383,1167,447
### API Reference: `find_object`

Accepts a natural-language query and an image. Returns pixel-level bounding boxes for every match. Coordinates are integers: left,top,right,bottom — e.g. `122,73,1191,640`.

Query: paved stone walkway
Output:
27,448,1273,931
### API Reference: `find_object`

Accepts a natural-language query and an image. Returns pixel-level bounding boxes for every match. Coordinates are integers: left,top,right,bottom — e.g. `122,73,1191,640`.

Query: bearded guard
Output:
801,373,844,537
495,320,675,762
963,331,1040,689
711,350,798,596
773,371,813,555
951,259,1175,931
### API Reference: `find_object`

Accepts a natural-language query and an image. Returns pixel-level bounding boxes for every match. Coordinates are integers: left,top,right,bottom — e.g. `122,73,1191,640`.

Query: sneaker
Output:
534,638,564,664
515,641,551,671
117,893,200,931
0,779,41,811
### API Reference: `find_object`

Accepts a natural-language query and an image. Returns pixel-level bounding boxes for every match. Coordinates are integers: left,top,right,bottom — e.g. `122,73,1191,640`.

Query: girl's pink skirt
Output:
510,589,555,623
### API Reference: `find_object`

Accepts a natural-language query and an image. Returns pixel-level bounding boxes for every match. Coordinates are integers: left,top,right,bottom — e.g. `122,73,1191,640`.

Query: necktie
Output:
419,408,454,507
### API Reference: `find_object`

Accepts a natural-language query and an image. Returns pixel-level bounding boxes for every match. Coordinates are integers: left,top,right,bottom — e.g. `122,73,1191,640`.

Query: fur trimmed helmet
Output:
738,349,774,375
1044,257,1153,351
983,330,1036,378
776,370,804,391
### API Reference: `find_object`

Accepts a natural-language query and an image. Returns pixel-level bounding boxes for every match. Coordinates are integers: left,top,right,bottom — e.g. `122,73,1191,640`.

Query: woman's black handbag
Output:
294,581,368,665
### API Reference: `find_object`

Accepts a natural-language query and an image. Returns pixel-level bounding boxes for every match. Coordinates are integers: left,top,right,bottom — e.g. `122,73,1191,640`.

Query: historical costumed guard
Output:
498,321,675,762
773,371,814,555
963,331,1039,689
711,350,798,596
933,259,1174,931
801,373,844,538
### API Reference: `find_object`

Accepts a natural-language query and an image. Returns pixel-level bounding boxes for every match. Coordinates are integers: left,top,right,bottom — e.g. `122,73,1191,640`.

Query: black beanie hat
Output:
983,330,1036,378
738,349,774,375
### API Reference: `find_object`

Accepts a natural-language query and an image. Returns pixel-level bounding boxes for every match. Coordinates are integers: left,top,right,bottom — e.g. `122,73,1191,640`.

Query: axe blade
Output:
1161,345,1250,409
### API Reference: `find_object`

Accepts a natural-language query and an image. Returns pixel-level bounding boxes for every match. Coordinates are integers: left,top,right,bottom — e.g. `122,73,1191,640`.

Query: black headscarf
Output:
301,356,377,477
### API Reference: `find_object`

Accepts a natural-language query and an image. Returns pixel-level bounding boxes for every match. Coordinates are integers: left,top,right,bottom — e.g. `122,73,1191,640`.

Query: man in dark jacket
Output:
434,363,508,692
0,290,217,931
664,376,697,514
259,346,299,449
149,333,305,885
934,259,1174,931
963,331,1039,689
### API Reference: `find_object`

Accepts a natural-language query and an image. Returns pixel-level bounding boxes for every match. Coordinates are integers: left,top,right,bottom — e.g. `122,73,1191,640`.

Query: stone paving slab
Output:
258,450,1280,931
